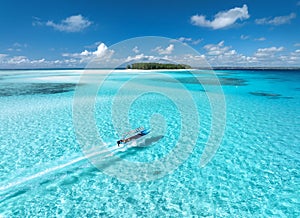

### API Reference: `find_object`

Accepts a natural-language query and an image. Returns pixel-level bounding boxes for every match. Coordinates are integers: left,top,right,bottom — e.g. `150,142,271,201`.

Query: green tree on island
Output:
127,62,191,70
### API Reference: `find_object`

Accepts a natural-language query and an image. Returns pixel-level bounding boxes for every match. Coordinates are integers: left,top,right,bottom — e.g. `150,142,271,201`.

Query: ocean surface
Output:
0,69,299,217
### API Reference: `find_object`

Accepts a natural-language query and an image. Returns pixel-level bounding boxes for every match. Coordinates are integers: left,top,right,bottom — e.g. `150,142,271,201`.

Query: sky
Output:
0,0,300,68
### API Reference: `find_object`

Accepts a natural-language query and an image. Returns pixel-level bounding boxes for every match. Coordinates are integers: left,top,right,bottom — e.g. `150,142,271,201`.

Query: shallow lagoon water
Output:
0,69,299,217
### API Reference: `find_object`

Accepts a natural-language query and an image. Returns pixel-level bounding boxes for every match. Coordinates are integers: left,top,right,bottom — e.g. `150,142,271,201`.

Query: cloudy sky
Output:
0,0,300,68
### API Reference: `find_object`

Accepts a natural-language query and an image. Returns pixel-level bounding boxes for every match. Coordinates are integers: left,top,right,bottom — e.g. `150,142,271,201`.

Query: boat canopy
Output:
122,126,144,139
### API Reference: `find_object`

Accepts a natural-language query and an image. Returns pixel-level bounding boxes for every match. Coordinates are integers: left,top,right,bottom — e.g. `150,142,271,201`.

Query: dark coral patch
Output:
0,83,77,97
249,91,293,99
249,92,281,97
158,76,247,86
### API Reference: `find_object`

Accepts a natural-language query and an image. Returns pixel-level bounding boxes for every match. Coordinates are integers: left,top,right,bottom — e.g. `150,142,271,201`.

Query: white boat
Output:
117,127,151,146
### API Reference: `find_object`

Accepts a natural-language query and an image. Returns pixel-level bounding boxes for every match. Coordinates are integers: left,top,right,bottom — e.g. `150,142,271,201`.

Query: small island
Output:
127,62,191,70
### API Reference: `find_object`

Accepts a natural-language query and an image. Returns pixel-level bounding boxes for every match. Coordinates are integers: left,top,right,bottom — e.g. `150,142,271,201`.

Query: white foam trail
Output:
0,144,122,192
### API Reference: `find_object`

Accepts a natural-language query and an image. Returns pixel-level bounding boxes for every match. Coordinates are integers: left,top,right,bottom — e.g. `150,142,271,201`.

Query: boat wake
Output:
0,133,160,202
0,142,131,198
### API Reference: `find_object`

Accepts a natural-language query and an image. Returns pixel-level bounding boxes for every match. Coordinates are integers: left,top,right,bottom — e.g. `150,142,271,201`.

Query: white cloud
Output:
62,43,114,64
7,43,28,52
255,13,296,25
0,54,84,68
201,41,294,66
7,48,21,52
173,37,203,45
178,37,192,42
297,1,300,6
241,35,250,40
7,56,29,64
254,37,266,41
46,15,92,32
0,54,8,59
132,46,140,54
191,39,202,45
254,47,284,58
32,17,43,26
125,53,158,63
93,43,110,57
240,35,266,41
203,41,254,66
1,41,299,68
294,43,300,47
279,49,300,64
13,43,27,48
154,44,174,55
0,54,86,68
203,41,237,56
191,4,250,29
80,50,91,56
30,58,45,64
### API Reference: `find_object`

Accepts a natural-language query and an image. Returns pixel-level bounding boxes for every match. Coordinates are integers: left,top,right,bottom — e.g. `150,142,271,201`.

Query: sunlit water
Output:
0,69,299,217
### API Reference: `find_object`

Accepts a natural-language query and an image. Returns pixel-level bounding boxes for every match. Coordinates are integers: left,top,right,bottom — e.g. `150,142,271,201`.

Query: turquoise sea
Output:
0,69,299,217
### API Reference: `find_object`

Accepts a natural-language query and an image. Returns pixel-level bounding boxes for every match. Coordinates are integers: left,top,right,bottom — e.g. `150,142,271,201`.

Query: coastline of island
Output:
126,62,192,70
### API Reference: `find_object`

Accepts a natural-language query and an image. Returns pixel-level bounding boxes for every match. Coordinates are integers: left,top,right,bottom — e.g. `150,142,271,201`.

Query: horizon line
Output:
1,66,300,71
